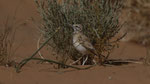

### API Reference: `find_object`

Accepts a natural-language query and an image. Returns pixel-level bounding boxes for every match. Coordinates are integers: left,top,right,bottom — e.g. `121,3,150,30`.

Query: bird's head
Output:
72,24,83,32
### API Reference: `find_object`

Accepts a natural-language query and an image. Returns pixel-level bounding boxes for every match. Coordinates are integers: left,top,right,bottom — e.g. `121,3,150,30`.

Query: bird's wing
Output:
79,33,97,55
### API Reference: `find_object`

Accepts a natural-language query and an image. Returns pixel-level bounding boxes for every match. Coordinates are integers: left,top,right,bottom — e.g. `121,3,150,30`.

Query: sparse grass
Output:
0,27,10,65
0,17,18,66
0,17,16,66
35,0,125,67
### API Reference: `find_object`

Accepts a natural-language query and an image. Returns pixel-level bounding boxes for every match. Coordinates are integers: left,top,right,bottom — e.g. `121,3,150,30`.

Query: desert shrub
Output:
35,0,125,66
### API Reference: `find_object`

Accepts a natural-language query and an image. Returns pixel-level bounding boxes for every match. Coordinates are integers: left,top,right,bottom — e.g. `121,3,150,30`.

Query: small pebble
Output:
108,76,112,80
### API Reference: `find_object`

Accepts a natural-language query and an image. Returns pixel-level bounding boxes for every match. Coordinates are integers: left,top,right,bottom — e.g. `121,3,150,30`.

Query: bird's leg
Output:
92,55,97,65
69,56,83,65
82,56,88,65
93,59,97,65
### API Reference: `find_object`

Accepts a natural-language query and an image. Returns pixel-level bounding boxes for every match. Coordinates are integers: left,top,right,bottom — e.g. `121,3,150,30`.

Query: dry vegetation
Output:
121,0,150,44
121,0,150,64
0,17,16,66
35,0,125,67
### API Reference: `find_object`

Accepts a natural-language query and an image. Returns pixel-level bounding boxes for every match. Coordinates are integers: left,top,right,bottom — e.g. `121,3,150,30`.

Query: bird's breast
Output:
73,36,87,54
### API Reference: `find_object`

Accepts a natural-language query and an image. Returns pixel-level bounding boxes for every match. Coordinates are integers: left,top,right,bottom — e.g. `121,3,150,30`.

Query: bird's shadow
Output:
38,58,144,74
103,58,144,66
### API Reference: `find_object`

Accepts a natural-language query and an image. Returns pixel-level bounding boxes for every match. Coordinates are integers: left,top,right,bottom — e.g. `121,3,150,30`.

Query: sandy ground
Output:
0,0,150,84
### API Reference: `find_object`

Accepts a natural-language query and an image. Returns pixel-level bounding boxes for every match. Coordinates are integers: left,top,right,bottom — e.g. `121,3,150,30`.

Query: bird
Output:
71,24,100,65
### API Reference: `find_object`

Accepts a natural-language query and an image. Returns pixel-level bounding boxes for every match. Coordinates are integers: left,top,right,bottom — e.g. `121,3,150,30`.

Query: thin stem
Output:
16,27,61,72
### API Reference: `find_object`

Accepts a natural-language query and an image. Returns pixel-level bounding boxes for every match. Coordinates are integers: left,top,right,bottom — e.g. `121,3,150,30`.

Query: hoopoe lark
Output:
71,24,100,65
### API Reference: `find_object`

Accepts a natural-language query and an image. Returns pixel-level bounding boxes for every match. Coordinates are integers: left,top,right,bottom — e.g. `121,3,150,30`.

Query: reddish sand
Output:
0,0,150,84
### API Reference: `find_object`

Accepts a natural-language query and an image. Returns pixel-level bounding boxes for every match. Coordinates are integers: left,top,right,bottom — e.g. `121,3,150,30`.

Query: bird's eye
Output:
76,26,79,27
